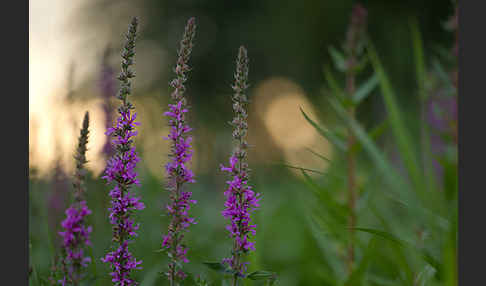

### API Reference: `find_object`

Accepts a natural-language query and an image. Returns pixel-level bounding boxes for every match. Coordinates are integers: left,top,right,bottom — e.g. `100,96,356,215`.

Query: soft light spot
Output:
253,77,332,176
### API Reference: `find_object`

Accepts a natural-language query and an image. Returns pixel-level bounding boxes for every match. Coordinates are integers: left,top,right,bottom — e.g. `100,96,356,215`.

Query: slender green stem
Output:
346,70,357,274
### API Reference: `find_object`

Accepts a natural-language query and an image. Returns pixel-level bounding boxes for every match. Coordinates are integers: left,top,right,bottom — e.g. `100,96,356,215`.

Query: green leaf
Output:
203,262,235,275
415,265,436,286
410,16,442,196
353,227,408,247
353,219,414,284
305,147,331,163
279,162,326,175
195,275,211,286
328,96,449,232
367,43,424,193
203,262,227,272
327,96,408,193
443,208,457,286
350,119,388,154
353,74,379,104
139,264,164,286
300,107,347,151
221,278,231,286
344,238,377,286
368,274,402,286
300,169,348,224
431,59,456,94
324,66,345,98
329,46,347,72
354,227,443,278
246,270,277,280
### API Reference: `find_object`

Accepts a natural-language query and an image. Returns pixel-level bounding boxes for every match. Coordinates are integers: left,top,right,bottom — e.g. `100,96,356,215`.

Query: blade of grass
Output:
367,43,424,193
353,74,379,104
410,16,440,195
327,96,409,196
329,46,348,72
305,147,331,163
324,66,346,98
301,107,347,151
350,119,388,155
328,96,448,231
343,237,377,286
140,263,164,286
300,169,348,224
278,162,326,175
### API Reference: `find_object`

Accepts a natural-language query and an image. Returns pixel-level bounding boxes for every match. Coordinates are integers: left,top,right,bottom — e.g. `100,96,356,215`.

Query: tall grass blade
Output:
367,43,424,192
353,74,379,104
301,107,347,151
305,147,331,163
409,16,440,194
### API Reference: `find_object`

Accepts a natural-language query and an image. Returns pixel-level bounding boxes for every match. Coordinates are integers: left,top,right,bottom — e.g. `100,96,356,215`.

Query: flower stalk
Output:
101,17,145,286
161,17,197,286
57,111,93,286
343,3,367,274
220,46,261,286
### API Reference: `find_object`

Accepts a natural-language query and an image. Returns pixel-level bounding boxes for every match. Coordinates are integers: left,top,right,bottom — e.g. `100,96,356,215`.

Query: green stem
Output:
346,67,356,275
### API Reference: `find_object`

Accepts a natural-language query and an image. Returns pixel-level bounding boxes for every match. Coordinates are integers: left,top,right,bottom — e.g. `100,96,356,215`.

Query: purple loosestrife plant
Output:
101,17,145,286
57,111,93,286
160,17,197,285
220,46,261,286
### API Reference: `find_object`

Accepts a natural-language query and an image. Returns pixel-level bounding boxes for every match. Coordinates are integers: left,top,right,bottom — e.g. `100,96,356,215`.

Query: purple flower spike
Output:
221,46,261,279
101,17,145,286
57,111,93,285
161,17,197,285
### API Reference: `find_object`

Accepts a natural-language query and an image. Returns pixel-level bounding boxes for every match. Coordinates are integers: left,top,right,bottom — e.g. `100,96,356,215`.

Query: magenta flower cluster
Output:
161,17,197,283
220,46,261,277
57,111,93,285
40,15,274,286
58,201,93,285
221,155,260,252
101,17,145,286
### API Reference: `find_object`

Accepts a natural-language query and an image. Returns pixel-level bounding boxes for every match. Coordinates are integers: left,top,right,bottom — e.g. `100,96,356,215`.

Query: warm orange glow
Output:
29,0,152,177
253,77,332,175
29,96,108,177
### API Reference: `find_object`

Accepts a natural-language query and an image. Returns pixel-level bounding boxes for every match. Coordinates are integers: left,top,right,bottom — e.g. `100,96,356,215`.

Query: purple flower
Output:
160,17,197,284
57,111,93,285
220,46,261,279
101,17,145,286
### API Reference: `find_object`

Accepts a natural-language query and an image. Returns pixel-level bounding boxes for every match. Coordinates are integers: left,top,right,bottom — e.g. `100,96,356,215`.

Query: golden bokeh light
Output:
29,0,152,177
29,96,108,177
253,77,332,175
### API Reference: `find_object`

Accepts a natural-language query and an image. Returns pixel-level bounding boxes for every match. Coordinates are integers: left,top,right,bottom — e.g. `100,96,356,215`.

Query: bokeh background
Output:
29,0,457,285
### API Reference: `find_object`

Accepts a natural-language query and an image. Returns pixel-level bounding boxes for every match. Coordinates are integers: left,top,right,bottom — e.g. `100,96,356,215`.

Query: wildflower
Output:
101,17,145,286
220,46,261,280
160,17,197,285
57,111,93,285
